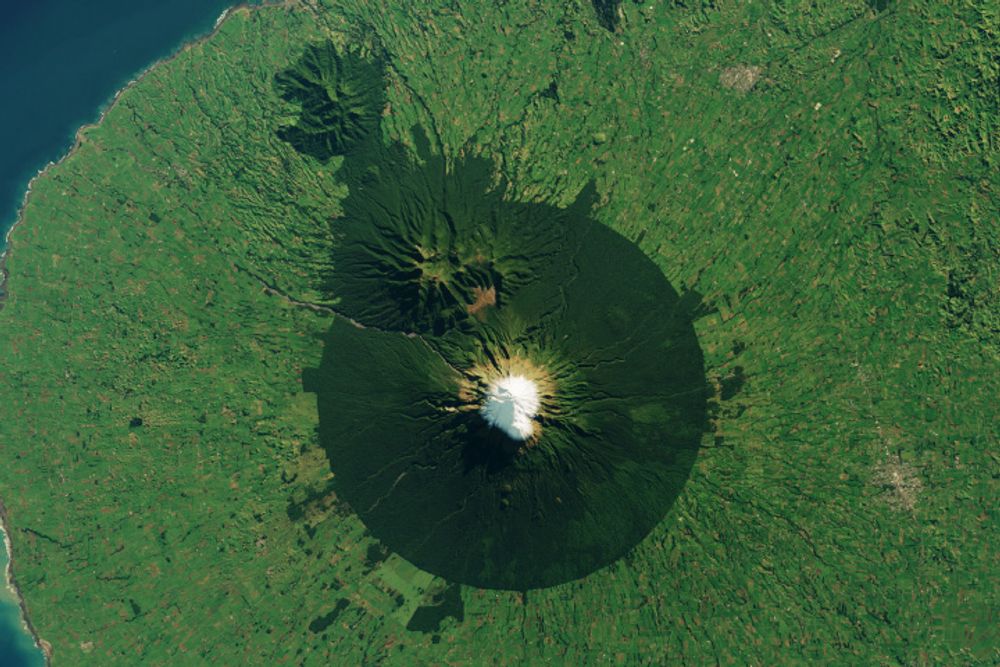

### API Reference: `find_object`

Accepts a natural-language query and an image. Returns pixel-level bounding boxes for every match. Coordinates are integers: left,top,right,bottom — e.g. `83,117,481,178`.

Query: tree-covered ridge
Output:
290,58,710,586
275,41,385,161
0,1,994,665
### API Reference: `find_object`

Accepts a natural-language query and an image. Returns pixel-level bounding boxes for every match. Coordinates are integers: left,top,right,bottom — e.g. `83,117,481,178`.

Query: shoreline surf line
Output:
0,3,283,663
0,0,276,311
0,503,50,664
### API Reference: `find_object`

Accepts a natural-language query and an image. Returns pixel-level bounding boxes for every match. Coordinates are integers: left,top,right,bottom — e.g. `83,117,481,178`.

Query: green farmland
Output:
0,0,996,664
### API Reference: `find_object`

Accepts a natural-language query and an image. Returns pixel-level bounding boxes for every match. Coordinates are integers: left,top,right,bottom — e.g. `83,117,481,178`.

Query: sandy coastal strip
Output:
0,506,51,662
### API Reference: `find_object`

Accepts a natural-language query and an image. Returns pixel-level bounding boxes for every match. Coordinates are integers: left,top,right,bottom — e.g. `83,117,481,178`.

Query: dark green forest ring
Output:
281,44,710,589
303,140,710,590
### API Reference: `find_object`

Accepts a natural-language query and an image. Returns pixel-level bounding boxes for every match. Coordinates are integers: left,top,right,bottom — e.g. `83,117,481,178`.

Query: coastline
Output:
0,3,275,662
0,503,50,663
0,1,267,312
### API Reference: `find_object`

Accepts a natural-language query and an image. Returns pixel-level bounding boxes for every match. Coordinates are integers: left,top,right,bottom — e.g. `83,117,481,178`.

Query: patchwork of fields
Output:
0,0,995,664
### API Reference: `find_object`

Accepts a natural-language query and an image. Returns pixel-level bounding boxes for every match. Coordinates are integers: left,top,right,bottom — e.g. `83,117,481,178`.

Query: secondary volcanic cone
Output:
293,47,710,590
303,137,709,590
274,42,385,161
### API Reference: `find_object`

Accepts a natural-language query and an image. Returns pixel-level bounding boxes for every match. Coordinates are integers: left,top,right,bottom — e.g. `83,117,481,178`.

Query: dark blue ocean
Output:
0,2,245,662
0,530,42,667
0,0,242,245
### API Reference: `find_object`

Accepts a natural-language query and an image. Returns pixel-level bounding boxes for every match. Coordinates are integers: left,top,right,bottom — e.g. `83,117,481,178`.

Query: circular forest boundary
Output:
0,1,996,665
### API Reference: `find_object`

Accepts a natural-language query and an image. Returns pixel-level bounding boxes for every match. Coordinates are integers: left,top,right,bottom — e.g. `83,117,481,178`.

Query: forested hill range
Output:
0,1,995,664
